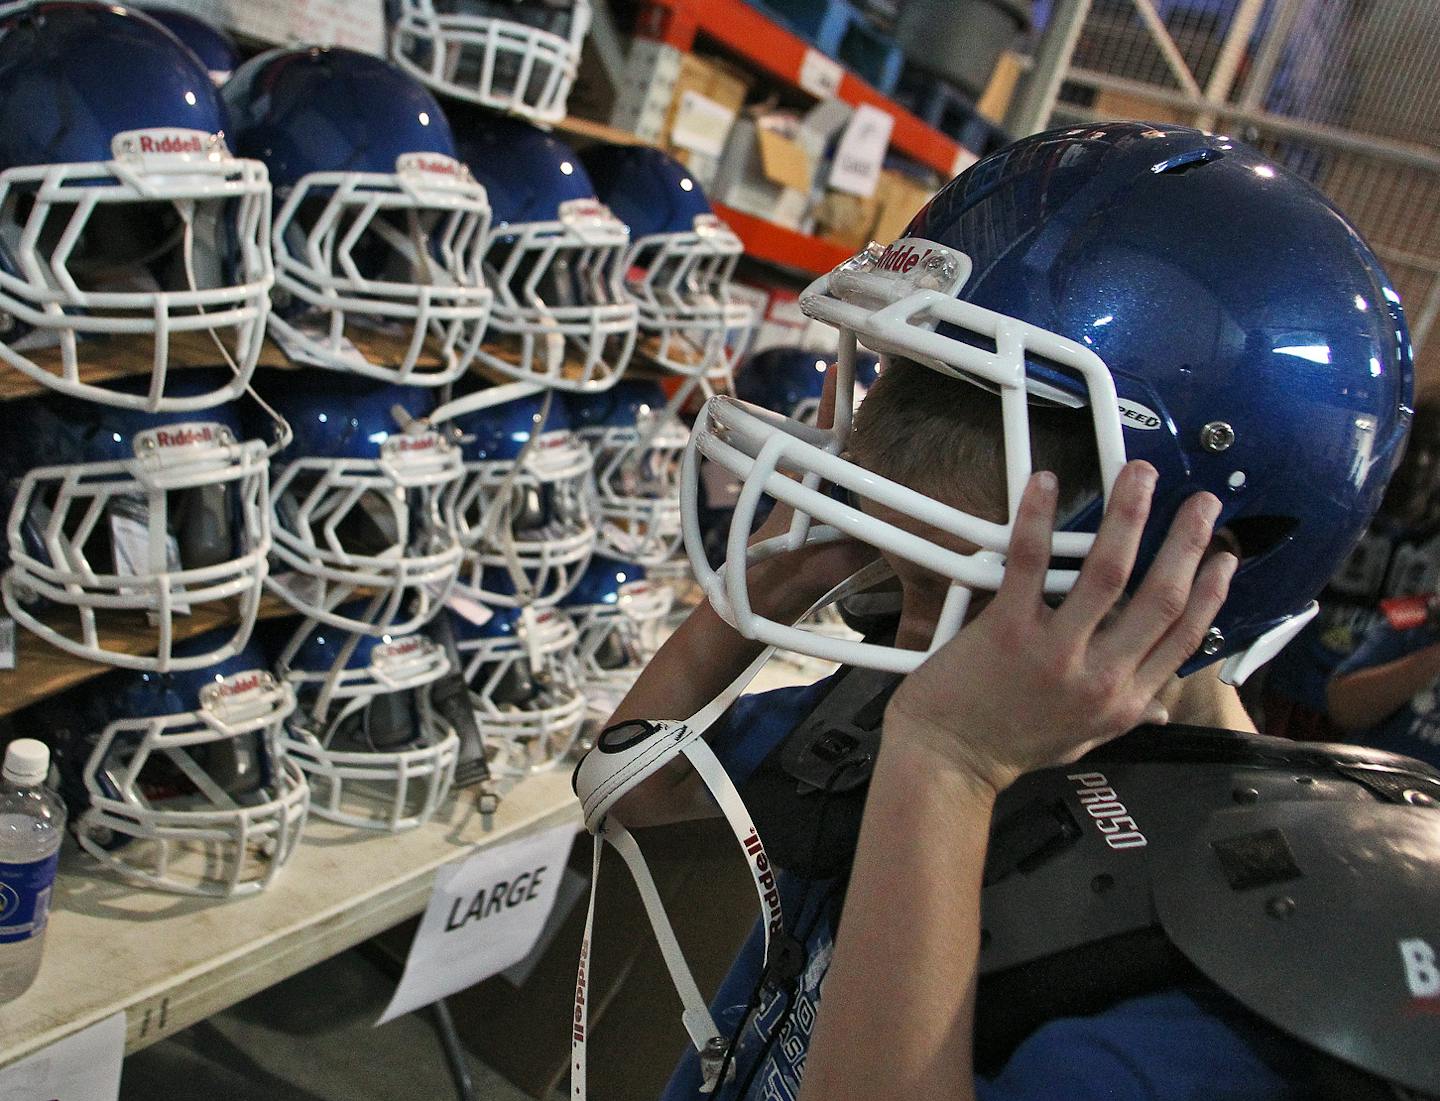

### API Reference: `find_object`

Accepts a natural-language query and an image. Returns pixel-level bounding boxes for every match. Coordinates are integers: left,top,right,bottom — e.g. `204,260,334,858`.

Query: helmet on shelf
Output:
687,123,1414,679
277,608,458,831
444,383,595,607
452,111,636,391
136,6,242,84
37,630,307,897
224,46,493,386
582,144,753,387
0,2,273,411
447,604,585,775
734,345,881,425
567,380,688,566
252,369,463,636
389,0,592,125
558,554,671,709
0,370,272,671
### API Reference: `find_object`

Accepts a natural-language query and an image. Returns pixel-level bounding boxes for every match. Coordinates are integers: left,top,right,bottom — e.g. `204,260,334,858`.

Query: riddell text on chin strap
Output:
568,559,895,1099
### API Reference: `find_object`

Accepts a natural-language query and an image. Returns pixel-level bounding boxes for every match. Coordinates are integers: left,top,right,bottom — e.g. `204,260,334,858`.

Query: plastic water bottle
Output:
0,739,65,1002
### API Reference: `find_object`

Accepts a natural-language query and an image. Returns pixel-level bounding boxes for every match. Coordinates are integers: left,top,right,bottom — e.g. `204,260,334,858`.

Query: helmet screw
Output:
141,436,158,451
1265,895,1296,919
1200,421,1235,452
1201,627,1224,655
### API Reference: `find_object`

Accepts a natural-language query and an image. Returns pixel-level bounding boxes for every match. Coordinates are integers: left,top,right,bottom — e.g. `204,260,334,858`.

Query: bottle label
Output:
0,851,59,944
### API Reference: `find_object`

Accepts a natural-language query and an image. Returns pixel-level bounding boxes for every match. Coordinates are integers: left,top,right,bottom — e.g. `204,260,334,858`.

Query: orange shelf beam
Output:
714,203,854,275
636,0,963,177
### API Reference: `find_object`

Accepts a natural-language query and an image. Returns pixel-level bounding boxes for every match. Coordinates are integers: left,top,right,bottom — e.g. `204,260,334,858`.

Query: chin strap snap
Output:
569,559,894,1099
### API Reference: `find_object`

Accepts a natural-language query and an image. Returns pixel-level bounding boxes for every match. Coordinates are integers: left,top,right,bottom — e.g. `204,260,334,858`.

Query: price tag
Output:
446,590,494,627
799,48,843,99
0,616,14,671
376,822,577,1024
268,321,368,371
0,1011,125,1101
110,502,190,616
670,91,737,159
827,104,894,198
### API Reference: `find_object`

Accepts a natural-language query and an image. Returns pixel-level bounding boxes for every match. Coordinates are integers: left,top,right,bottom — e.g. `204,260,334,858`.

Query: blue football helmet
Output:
225,47,493,386
0,2,273,411
137,6,241,84
558,554,671,712
0,370,272,671
390,0,591,124
734,345,882,425
452,111,636,391
36,630,307,897
582,144,753,387
567,380,688,565
446,604,585,775
444,381,596,607
276,608,458,831
253,369,463,636
688,123,1414,680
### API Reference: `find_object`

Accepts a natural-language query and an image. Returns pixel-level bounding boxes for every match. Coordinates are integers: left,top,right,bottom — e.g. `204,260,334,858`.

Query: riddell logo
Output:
412,156,459,177
741,827,784,938
155,426,216,448
573,938,589,1042
395,434,438,453
138,133,206,155
384,636,424,657
219,673,262,697
875,240,936,275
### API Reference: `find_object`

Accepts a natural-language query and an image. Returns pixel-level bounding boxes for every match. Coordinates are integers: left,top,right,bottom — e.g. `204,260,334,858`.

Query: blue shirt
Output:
659,681,1307,1101
1333,619,1440,770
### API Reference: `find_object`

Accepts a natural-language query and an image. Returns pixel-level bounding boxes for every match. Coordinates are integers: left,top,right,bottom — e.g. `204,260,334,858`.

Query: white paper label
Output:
110,505,190,617
268,321,369,371
444,590,493,627
670,91,737,159
0,1011,125,1101
376,822,577,1024
0,616,14,671
799,48,843,99
952,147,981,176
828,104,894,198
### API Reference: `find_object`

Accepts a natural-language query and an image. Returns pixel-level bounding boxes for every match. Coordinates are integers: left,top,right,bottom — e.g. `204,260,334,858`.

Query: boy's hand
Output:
745,362,879,619
886,461,1237,796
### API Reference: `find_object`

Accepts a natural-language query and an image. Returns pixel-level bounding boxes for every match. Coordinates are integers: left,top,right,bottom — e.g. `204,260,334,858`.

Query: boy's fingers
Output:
995,471,1058,612
1096,492,1221,665
1134,550,1238,694
1053,462,1157,640
817,363,840,431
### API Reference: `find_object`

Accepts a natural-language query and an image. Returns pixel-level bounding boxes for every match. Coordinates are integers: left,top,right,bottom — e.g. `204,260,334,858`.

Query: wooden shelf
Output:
0,591,301,717
0,773,581,1067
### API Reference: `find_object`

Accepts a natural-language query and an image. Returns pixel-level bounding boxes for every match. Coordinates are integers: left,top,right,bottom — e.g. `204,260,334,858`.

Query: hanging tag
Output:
110,498,190,617
519,604,549,672
269,320,370,371
0,616,15,671
447,591,494,627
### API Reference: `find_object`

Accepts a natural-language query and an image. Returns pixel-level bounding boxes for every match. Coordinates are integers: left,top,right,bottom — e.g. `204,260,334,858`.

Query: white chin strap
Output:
570,558,894,1099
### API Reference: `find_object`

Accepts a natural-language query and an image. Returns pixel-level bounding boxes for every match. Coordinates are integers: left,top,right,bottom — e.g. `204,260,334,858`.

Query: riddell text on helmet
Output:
138,133,207,155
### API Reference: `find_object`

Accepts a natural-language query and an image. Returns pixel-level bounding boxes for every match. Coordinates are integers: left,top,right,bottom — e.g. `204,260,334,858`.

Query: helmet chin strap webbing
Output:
570,557,895,1099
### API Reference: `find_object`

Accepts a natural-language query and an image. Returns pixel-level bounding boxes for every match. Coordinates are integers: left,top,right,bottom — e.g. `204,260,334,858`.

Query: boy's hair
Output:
850,357,1102,522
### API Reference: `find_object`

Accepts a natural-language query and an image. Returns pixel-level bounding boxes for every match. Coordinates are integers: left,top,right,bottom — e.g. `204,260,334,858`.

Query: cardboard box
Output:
978,49,1027,125
813,187,882,252
662,53,751,189
870,169,937,245
711,101,852,231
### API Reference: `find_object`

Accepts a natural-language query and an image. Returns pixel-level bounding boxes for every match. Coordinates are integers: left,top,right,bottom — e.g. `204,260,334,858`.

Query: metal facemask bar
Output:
76,671,308,897
1,424,273,672
475,200,639,390
680,241,1132,674
266,423,465,636
269,155,494,385
0,128,273,411
278,616,459,831
455,607,587,775
627,217,755,383
390,0,591,124
449,390,598,607
579,413,691,566
570,557,895,1100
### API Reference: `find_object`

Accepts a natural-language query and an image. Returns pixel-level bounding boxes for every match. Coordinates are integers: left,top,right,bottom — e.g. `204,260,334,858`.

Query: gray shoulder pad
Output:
1155,800,1440,1098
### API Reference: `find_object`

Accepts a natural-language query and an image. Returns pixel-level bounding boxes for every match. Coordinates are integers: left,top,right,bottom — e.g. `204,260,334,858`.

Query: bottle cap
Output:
3,739,49,786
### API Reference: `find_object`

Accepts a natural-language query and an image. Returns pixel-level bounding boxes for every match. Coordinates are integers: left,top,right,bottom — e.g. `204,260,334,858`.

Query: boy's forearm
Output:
800,726,995,1101
1328,641,1440,731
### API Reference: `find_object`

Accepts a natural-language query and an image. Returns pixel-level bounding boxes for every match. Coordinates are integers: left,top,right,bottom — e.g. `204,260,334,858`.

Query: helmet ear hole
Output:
1217,515,1297,562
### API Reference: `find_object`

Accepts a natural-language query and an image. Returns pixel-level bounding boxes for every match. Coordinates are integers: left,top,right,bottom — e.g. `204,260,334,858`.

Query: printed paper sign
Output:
670,91,737,159
377,822,577,1024
828,104,894,198
0,1012,125,1101
799,49,843,99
